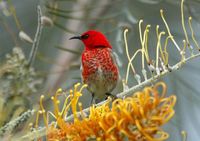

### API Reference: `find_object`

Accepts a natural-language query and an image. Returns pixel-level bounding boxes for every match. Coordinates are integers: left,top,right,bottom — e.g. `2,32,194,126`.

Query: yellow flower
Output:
38,82,176,141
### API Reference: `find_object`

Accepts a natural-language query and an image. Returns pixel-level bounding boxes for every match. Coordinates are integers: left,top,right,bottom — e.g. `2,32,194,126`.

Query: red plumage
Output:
70,30,119,103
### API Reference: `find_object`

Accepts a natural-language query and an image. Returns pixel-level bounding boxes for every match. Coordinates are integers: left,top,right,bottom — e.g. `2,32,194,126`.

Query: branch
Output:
0,110,35,136
28,6,43,67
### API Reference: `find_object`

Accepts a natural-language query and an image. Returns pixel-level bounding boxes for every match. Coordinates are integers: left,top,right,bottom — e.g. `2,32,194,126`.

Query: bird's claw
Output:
105,93,118,101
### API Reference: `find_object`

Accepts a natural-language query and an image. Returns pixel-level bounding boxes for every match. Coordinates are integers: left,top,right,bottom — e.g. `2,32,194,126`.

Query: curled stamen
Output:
163,35,172,65
144,26,151,64
124,29,136,77
139,20,144,48
79,84,88,92
188,17,200,51
51,88,62,118
45,82,176,141
40,95,48,127
61,95,72,118
55,88,62,98
156,82,167,98
156,26,165,69
160,9,181,52
139,20,151,69
142,24,151,69
47,111,56,120
156,28,167,68
125,49,142,83
71,83,84,122
181,0,190,48
74,83,81,93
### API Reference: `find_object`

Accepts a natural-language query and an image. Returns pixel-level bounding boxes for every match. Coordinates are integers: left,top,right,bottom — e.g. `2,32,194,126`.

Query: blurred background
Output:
0,0,200,140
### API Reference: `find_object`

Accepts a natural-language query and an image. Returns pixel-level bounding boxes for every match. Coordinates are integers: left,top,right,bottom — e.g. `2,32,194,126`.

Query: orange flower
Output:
38,82,176,141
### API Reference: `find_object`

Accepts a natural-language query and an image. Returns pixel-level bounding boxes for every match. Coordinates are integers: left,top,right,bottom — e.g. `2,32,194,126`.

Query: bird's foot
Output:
90,93,95,106
105,93,118,101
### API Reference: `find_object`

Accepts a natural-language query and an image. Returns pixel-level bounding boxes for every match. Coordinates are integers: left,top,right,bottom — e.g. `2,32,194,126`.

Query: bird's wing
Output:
80,61,84,83
110,49,122,68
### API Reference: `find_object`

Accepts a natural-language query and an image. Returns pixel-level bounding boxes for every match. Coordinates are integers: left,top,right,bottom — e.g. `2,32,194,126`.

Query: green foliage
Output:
0,47,42,97
0,47,42,127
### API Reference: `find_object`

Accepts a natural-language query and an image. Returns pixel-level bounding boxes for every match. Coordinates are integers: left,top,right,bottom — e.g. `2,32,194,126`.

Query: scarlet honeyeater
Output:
70,30,119,103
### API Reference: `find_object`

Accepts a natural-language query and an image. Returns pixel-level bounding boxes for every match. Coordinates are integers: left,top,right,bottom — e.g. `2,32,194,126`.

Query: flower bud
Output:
19,31,33,44
41,16,53,27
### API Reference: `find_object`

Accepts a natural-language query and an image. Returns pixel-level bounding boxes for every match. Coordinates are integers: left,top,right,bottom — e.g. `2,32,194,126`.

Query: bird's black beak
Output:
69,36,81,40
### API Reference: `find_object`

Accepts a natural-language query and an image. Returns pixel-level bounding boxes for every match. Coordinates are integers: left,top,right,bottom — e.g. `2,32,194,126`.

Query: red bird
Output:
70,30,119,104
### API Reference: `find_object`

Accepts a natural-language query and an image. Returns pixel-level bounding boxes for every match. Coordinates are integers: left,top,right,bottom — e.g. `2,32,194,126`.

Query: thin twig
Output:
28,6,43,67
0,110,35,136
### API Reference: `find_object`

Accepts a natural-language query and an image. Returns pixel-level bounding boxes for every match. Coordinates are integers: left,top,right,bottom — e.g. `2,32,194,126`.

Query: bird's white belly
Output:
85,68,116,100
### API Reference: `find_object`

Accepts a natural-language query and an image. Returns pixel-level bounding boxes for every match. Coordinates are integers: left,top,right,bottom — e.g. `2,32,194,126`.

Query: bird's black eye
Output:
81,34,89,40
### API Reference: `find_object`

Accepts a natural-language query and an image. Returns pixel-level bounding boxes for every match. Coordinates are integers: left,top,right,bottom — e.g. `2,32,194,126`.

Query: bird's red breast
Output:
81,47,119,99
82,47,118,80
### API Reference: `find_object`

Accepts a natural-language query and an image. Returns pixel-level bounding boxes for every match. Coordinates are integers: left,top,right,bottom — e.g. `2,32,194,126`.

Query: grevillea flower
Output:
38,82,176,141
